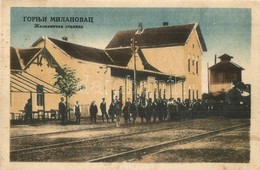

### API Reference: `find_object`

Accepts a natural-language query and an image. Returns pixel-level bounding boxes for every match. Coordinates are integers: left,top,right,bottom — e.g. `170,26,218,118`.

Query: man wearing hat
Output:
100,98,109,122
59,97,66,125
24,98,32,123
90,101,98,123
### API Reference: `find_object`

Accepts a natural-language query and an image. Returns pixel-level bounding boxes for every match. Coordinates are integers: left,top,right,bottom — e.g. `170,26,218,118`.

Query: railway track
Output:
10,119,250,162
11,120,178,140
11,121,192,154
88,122,250,162
10,121,250,155
11,124,116,140
11,117,233,141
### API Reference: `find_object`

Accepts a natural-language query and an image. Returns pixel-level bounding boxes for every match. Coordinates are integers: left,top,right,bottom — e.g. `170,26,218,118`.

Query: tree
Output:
54,65,84,121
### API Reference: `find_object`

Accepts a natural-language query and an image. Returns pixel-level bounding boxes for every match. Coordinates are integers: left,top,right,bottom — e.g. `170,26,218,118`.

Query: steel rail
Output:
88,122,250,162
11,119,196,140
10,122,188,154
11,124,116,140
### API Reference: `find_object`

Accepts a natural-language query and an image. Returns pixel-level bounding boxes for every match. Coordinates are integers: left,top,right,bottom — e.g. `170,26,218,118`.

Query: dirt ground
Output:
10,117,250,162
136,126,250,162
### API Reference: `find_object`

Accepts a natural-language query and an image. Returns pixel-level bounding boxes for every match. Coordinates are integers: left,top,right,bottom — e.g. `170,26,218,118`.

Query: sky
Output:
11,8,251,93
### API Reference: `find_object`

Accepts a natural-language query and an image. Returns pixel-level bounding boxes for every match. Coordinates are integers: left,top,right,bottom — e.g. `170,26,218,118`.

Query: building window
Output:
196,90,198,99
196,61,199,74
192,90,195,100
188,59,191,72
112,90,115,102
188,89,191,100
119,86,123,103
36,85,44,106
37,93,44,106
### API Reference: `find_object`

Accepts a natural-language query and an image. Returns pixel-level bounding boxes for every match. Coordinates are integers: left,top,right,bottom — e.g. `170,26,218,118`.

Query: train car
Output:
225,84,250,118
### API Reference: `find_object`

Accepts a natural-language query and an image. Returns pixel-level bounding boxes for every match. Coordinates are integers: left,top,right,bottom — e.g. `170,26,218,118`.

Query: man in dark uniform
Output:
162,99,168,121
177,98,183,121
100,98,109,122
158,98,164,122
146,98,153,123
115,98,122,127
90,101,98,123
152,99,158,122
122,98,131,124
109,101,116,122
24,98,32,123
74,101,81,124
59,97,66,125
130,100,138,125
168,98,174,121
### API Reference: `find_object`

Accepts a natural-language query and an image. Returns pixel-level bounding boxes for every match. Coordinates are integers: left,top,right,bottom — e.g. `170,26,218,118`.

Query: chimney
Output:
163,22,169,26
62,36,68,41
214,54,217,64
138,22,143,30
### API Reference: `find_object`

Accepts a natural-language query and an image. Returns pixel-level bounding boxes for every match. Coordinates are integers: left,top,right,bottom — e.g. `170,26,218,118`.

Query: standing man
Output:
24,98,32,123
115,98,122,128
100,98,109,122
59,97,66,125
146,98,153,123
130,100,138,125
152,99,158,122
109,100,116,122
74,101,81,124
122,98,131,124
90,101,98,123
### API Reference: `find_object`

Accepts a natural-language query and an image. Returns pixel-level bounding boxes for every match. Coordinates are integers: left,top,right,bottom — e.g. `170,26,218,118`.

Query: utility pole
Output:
131,37,137,102
168,76,173,99
169,76,172,99
207,62,210,93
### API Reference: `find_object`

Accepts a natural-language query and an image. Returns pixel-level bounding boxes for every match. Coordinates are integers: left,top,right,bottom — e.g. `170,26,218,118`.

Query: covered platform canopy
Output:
11,71,59,94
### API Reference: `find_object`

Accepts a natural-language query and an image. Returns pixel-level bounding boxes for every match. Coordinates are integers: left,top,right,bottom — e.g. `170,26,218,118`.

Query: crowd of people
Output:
83,96,229,127
22,89,248,126
53,81,248,126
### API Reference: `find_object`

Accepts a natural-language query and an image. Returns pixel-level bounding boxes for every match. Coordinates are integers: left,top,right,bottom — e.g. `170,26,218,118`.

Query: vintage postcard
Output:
1,0,260,170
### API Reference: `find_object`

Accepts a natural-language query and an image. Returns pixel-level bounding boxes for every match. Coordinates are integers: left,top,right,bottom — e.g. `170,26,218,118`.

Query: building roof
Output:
48,37,159,72
106,23,207,51
108,64,185,82
13,23,206,76
209,54,244,71
105,47,160,72
30,37,161,73
10,47,22,70
218,53,233,61
19,48,42,66
47,37,114,65
105,48,132,67
10,46,42,71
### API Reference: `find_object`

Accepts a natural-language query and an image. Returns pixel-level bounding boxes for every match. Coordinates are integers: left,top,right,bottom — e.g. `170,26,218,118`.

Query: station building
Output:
10,23,207,118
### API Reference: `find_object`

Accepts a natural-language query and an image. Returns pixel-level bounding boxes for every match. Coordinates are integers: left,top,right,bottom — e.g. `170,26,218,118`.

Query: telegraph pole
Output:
131,37,137,102
170,76,172,99
207,62,210,93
